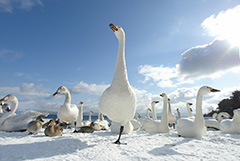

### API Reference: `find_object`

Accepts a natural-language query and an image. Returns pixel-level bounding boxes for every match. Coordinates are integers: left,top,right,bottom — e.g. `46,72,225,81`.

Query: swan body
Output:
74,122,95,133
176,86,220,137
167,98,176,128
205,113,219,130
53,86,78,123
44,119,63,137
27,116,44,134
94,113,109,131
220,109,240,134
0,94,48,132
139,101,158,126
205,112,231,131
110,121,133,134
98,24,136,144
76,101,91,128
130,113,142,131
142,93,169,133
83,110,93,127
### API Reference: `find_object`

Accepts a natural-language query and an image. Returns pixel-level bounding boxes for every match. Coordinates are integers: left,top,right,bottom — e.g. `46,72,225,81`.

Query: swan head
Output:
147,108,152,112
109,23,125,40
198,86,220,95
0,94,17,103
151,101,159,106
79,101,84,105
90,110,93,114
36,116,44,122
53,86,68,96
2,103,11,112
49,119,56,126
160,93,168,99
187,102,193,106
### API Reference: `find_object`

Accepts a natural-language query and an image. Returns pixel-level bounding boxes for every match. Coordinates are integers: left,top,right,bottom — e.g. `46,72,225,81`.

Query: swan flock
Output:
1,23,239,142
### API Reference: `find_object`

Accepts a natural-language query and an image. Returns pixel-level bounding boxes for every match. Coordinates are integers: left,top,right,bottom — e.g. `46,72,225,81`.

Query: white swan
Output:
130,113,142,131
94,113,110,131
83,110,93,126
139,108,152,125
53,86,78,123
218,112,231,122
27,116,44,134
205,112,231,131
142,93,169,133
0,94,49,132
110,121,133,134
220,109,240,134
76,101,86,128
186,102,193,118
176,86,220,137
205,113,219,130
167,98,176,128
99,23,136,144
176,108,181,119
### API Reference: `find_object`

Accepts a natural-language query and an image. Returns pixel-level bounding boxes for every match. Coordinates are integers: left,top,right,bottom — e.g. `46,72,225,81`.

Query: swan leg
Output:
114,126,126,145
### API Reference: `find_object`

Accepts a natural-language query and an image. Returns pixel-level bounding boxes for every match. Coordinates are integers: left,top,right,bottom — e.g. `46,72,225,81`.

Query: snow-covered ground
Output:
0,128,239,161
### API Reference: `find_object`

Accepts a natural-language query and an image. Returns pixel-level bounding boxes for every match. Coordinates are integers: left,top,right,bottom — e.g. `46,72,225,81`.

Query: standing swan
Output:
176,86,220,137
0,94,48,132
99,24,136,144
53,86,79,123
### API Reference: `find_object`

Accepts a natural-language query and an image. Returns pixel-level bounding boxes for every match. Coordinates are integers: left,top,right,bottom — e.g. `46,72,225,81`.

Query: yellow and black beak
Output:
209,87,220,92
109,23,120,32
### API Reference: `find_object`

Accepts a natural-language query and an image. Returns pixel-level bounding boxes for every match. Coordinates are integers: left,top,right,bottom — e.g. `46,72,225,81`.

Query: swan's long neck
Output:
168,101,172,114
194,93,204,123
146,109,150,119
0,106,2,113
89,112,92,122
0,98,18,125
187,104,192,117
100,113,104,121
64,90,71,105
112,36,129,87
151,104,157,120
78,104,83,122
161,97,168,125
177,110,181,119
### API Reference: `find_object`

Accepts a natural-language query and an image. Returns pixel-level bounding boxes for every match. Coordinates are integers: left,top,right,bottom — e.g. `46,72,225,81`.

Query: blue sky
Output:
1,0,240,116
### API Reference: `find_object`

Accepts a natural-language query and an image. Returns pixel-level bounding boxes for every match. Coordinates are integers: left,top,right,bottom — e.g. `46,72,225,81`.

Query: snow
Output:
0,128,240,160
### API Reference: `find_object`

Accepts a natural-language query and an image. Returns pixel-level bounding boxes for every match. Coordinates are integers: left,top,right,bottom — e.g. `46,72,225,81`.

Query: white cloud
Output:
70,81,109,96
178,39,240,79
19,83,50,96
138,65,178,88
0,0,43,13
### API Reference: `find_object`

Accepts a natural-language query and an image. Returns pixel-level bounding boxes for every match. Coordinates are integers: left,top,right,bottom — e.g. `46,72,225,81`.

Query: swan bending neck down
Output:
176,86,220,137
0,94,48,132
99,23,136,144
53,86,78,123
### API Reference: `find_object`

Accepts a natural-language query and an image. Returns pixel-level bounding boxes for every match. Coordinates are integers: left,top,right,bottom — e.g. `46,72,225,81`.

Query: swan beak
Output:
53,91,60,96
160,93,165,97
0,102,3,105
189,103,193,106
155,101,159,104
109,23,120,32
209,87,220,92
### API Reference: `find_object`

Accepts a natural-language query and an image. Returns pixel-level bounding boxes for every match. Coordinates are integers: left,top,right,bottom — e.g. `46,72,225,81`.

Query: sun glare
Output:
202,5,240,47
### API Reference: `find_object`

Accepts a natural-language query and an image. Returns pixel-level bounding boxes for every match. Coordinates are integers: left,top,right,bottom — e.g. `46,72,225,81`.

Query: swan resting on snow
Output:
220,109,240,134
142,93,169,133
53,86,78,123
94,113,110,131
27,116,44,135
176,86,220,138
99,23,136,144
205,112,231,131
139,108,152,125
0,94,48,132
44,119,63,137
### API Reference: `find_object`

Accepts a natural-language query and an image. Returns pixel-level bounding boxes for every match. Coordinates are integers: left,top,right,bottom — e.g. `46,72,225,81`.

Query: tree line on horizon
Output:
204,90,240,117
